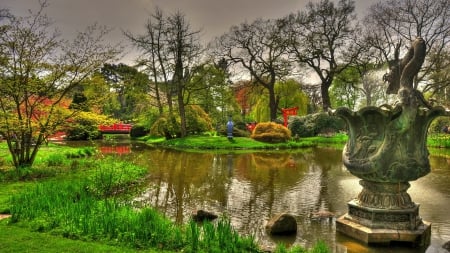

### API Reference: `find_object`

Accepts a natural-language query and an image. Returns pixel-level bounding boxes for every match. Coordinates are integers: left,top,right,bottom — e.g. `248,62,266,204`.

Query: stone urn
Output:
333,37,448,246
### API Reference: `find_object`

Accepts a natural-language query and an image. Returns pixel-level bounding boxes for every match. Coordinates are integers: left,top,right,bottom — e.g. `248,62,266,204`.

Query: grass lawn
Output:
150,134,348,150
0,220,160,253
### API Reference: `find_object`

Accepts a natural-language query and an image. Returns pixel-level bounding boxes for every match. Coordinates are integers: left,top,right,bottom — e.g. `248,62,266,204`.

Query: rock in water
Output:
265,213,297,235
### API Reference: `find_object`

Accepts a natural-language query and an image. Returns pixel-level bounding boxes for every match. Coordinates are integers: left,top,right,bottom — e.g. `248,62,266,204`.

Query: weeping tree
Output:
0,2,119,169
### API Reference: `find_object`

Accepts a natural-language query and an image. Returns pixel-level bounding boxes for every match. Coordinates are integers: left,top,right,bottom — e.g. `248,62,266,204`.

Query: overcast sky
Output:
2,0,379,64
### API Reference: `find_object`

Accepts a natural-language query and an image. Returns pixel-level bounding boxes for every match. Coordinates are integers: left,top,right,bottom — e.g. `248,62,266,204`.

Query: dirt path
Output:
0,214,11,220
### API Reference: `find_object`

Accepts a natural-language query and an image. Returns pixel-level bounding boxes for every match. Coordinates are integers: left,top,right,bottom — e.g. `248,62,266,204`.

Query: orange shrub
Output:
250,122,291,143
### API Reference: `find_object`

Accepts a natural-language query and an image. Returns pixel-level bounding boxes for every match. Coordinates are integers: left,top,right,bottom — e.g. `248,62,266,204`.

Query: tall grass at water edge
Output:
7,158,263,252
1,142,330,252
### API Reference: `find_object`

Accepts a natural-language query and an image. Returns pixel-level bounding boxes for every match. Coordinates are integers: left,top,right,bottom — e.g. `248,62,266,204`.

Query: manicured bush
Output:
250,122,291,143
289,113,345,137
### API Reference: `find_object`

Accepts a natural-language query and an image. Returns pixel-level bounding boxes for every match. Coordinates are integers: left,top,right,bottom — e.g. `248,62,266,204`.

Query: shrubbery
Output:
289,113,345,137
150,105,213,138
429,116,450,134
130,124,148,138
250,122,291,143
217,121,251,137
66,112,116,140
150,113,180,139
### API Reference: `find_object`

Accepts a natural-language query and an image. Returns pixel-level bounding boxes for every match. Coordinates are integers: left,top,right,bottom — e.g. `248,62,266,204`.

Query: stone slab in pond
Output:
336,214,431,247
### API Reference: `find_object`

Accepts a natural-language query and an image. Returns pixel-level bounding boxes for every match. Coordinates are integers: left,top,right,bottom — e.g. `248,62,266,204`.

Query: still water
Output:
73,140,450,253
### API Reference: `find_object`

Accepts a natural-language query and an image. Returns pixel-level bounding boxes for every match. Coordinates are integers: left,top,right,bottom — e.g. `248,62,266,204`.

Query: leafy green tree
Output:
188,63,240,127
101,63,150,121
250,79,309,122
330,68,359,109
276,79,309,115
0,2,119,169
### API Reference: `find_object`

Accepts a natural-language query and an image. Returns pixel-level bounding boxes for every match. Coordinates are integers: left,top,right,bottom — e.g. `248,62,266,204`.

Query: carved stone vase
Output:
333,90,447,246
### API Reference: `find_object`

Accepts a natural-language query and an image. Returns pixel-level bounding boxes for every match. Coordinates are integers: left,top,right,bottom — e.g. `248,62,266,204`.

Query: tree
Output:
251,79,309,122
428,48,450,107
101,63,149,121
167,11,203,137
125,7,171,115
127,9,203,137
0,2,119,169
285,0,360,110
187,63,240,127
213,18,291,121
363,0,450,96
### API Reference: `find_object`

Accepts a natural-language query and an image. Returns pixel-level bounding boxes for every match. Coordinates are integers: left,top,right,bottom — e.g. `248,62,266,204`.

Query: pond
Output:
69,139,450,253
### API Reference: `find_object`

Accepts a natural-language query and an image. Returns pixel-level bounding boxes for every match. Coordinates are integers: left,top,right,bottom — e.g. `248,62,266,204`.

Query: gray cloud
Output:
2,0,378,63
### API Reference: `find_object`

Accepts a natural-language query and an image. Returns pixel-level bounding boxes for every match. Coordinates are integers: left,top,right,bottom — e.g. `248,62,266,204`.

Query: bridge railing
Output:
98,123,132,134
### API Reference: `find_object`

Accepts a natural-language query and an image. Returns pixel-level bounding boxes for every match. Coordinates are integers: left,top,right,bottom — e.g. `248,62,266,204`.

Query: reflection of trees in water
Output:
135,148,348,242
136,150,230,223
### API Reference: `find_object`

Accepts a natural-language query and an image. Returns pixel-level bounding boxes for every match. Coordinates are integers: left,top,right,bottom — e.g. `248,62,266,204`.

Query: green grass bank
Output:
0,142,330,253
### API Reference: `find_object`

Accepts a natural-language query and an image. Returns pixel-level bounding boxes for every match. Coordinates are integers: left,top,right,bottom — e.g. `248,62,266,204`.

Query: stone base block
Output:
336,214,431,246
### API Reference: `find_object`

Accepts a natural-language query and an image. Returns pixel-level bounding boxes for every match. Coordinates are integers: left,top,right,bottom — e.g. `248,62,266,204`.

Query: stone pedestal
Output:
336,213,431,246
336,182,431,246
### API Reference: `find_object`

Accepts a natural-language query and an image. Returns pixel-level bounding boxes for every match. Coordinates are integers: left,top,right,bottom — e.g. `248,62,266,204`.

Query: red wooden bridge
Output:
98,123,132,134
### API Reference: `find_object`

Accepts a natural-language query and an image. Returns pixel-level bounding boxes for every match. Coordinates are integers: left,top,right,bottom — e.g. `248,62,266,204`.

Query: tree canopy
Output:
0,1,119,168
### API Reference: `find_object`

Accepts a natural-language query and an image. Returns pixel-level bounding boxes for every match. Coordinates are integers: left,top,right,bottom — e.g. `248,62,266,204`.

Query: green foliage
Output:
273,240,329,253
150,113,181,139
185,105,213,134
130,125,148,138
309,240,330,253
100,63,151,121
150,106,213,138
0,7,118,169
252,95,271,122
330,67,359,109
7,157,260,252
187,64,241,127
251,122,292,143
250,80,309,122
429,116,450,134
276,79,309,116
87,158,147,198
289,113,345,137
46,153,66,167
66,112,116,140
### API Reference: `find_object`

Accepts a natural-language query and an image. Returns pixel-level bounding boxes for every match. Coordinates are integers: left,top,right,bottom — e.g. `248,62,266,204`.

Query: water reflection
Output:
85,140,450,252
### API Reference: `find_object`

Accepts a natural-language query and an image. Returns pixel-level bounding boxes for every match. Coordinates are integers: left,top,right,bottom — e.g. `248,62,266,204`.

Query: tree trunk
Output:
268,86,278,122
178,88,187,137
321,82,332,111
